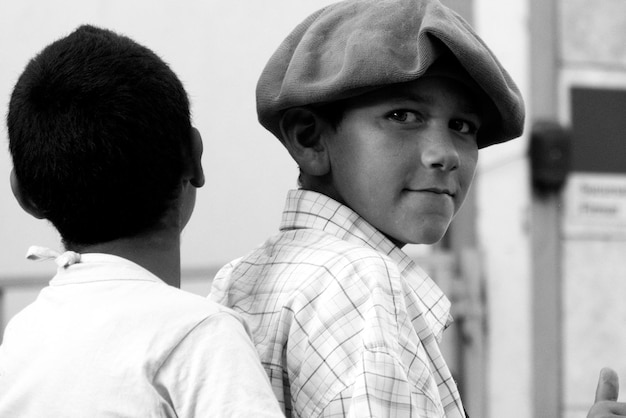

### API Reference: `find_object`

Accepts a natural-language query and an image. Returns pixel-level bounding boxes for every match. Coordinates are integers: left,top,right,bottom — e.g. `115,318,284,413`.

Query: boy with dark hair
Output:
0,25,283,417
209,1,626,417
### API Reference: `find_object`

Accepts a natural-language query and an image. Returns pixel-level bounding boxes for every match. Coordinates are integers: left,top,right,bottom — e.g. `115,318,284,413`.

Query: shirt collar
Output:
280,189,453,337
38,252,163,286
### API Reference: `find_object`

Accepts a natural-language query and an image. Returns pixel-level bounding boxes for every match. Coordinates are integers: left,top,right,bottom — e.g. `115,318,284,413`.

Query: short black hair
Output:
7,25,192,248
311,101,346,131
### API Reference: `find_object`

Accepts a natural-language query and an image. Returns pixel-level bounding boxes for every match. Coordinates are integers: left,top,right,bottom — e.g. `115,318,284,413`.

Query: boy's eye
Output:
449,119,478,135
386,110,419,123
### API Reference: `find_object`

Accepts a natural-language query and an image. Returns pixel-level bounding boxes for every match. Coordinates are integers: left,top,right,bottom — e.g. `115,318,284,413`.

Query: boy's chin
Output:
408,234,446,246
388,229,447,248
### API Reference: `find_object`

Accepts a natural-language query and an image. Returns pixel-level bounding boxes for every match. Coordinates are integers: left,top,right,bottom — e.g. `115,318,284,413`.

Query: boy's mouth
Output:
408,187,455,197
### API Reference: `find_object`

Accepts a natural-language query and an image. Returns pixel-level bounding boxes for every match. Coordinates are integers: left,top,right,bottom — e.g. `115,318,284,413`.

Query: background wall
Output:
559,1,626,416
473,0,533,416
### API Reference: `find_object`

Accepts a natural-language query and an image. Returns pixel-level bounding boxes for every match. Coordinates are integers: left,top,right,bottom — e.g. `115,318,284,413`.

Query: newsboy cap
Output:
256,0,525,148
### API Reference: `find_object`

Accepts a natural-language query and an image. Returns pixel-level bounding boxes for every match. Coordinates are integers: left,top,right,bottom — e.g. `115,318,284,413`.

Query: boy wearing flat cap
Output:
210,0,624,417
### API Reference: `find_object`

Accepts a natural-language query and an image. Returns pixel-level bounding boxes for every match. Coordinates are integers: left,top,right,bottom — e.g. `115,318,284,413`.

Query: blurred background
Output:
1,0,625,417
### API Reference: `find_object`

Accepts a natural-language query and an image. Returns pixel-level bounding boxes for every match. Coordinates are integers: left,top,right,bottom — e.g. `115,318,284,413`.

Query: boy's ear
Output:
188,127,205,188
279,108,330,177
10,170,45,219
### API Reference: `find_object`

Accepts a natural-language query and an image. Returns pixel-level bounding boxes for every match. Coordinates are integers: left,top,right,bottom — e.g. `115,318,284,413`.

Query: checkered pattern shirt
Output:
210,190,466,418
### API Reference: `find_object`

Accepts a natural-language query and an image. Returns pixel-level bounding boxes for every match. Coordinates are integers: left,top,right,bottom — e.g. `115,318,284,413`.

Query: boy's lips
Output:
406,187,455,197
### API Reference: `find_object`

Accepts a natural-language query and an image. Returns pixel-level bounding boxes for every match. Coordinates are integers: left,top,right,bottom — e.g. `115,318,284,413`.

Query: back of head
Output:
8,25,191,248
256,0,525,148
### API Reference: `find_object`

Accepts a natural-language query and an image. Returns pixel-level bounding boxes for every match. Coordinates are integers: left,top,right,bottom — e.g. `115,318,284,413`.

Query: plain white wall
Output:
473,0,533,416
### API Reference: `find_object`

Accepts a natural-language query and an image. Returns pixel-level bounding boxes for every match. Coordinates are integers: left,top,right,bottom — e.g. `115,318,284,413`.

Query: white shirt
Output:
0,251,284,417
210,190,466,418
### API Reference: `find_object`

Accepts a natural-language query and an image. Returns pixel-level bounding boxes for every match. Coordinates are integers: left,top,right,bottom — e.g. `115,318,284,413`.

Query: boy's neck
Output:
72,230,182,288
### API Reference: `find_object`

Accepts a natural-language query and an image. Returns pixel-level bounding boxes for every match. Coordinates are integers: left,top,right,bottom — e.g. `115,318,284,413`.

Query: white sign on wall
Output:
564,173,626,237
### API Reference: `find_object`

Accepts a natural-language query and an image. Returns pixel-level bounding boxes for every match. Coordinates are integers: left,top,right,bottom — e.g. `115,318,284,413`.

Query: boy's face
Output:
322,76,480,247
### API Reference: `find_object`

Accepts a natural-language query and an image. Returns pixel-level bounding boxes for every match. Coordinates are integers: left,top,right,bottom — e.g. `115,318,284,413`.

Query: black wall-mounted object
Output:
529,121,571,195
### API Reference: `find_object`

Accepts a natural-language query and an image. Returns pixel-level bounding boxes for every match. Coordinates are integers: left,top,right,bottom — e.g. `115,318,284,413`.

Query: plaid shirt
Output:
210,190,466,418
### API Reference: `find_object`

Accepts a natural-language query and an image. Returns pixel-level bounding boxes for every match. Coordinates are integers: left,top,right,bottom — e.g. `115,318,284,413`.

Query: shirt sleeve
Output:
154,312,284,417
320,347,444,418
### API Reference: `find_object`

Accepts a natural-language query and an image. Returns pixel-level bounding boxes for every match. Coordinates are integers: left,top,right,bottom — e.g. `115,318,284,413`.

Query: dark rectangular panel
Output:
571,87,626,174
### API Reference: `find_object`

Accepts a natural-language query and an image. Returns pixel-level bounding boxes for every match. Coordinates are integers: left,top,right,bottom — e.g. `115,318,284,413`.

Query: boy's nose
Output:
420,130,460,171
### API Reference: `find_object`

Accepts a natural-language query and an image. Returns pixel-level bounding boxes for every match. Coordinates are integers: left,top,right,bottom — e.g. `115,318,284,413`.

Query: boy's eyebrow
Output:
387,91,436,105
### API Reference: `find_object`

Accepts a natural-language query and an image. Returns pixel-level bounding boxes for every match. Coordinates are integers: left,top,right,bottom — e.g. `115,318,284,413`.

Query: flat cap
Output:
256,0,525,148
